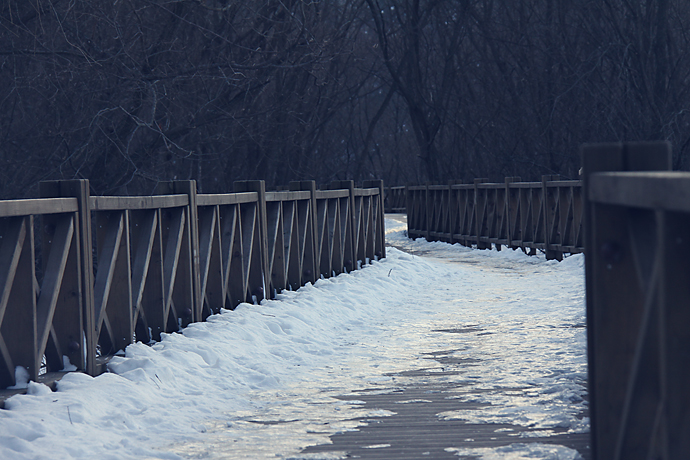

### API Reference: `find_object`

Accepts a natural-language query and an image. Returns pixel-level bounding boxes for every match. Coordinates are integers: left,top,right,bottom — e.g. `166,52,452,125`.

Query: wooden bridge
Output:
1,142,689,460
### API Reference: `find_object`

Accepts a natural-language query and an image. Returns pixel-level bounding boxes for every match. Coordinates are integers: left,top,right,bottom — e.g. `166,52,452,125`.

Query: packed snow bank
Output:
0,218,587,459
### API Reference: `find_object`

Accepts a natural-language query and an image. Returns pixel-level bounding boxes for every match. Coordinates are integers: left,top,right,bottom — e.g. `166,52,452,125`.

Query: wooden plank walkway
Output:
300,328,590,459
300,214,590,459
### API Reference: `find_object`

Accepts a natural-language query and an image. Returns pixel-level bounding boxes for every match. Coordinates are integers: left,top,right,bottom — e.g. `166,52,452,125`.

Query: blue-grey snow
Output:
0,218,587,459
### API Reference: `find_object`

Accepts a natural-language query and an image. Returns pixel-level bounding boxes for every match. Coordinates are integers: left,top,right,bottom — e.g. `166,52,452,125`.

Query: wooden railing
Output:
405,176,583,260
0,179,385,390
384,186,406,213
583,142,689,460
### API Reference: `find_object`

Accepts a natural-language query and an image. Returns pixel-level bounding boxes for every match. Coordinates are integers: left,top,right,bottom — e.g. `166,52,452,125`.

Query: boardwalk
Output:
0,216,589,459
165,216,589,459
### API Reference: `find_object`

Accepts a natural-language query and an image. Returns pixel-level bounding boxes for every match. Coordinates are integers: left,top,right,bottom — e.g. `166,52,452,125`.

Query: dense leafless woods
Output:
2,0,689,197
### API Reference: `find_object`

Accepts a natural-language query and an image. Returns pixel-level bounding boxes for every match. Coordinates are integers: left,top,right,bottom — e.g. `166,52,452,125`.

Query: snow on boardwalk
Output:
0,218,588,460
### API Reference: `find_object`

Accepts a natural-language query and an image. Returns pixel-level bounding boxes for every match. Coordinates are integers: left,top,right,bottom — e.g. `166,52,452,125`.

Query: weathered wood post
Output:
448,181,459,245
505,177,520,249
39,179,96,376
405,184,412,235
542,175,563,261
424,182,431,241
474,178,490,249
363,179,386,259
582,142,672,460
234,180,269,301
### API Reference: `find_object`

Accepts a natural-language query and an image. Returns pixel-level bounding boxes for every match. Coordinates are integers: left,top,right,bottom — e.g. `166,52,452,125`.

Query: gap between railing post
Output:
330,180,356,271
290,180,318,285
155,181,201,324
363,179,386,259
234,180,269,301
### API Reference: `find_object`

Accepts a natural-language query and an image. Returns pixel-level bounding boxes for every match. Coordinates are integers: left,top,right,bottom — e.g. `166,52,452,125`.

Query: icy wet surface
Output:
167,219,588,459
0,217,588,459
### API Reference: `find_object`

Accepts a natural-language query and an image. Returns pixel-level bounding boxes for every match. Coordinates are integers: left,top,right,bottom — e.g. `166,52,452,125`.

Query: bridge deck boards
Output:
301,359,590,460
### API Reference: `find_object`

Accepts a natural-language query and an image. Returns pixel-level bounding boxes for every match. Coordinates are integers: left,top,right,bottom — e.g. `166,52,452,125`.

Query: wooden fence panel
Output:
264,190,319,295
225,203,248,308
130,208,165,343
364,193,375,261
0,216,37,388
290,181,319,285
234,181,268,303
332,181,356,272
156,181,199,327
40,180,95,375
0,195,85,387
0,179,385,391
282,200,302,289
354,190,374,264
197,204,222,319
93,210,132,357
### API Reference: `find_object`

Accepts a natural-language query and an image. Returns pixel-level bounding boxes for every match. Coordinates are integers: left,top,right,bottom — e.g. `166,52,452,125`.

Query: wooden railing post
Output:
363,179,386,259
542,175,563,261
582,142,671,460
474,179,490,249
235,180,269,301
39,179,96,376
505,177,520,249
405,185,413,236
448,181,458,245
383,186,390,213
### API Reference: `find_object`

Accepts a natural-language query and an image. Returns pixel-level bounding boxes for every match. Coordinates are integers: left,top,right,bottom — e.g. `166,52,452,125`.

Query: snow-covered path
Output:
0,218,588,459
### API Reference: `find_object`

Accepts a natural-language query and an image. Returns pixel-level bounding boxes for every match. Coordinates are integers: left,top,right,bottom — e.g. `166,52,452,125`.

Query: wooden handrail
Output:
0,197,78,216
314,189,349,199
196,192,259,206
353,187,379,196
265,190,311,202
589,171,690,211
90,194,188,210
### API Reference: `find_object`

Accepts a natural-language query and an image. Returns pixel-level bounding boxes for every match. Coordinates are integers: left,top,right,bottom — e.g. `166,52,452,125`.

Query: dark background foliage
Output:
2,0,689,197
